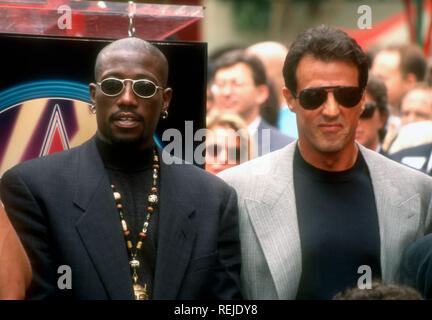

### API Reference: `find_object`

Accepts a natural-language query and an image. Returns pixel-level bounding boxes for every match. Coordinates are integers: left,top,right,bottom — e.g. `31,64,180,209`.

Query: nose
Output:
321,91,340,119
117,81,138,108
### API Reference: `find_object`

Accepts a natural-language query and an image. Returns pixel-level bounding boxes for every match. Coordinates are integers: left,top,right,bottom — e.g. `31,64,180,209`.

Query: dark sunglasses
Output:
97,78,164,98
293,86,364,110
360,102,377,119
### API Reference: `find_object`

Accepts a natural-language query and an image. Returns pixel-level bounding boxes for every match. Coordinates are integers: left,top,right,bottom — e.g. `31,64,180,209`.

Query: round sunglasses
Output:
293,86,364,110
97,78,164,98
360,102,377,119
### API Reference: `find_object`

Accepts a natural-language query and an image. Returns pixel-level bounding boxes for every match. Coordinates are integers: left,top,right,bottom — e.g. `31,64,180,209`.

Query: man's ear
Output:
89,83,97,106
162,87,173,113
379,109,389,129
255,84,269,105
283,87,297,112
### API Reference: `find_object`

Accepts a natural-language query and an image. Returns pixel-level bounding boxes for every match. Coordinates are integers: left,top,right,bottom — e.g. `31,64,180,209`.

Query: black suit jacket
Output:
401,233,432,299
255,119,295,156
0,137,242,300
390,143,432,176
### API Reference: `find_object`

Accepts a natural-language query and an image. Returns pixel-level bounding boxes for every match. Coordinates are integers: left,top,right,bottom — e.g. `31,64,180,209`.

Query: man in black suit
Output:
401,233,432,299
0,38,242,300
390,142,432,175
211,49,294,156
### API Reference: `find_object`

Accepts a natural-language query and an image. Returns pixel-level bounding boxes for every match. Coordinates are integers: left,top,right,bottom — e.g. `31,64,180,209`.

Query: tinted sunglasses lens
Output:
299,88,328,109
360,103,376,119
101,79,123,95
133,80,157,98
334,87,362,108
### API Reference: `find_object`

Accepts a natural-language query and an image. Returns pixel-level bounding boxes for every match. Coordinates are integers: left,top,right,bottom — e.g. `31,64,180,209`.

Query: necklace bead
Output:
110,146,159,300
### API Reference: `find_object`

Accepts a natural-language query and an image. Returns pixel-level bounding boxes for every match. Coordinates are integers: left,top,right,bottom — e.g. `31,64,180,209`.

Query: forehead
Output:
295,55,359,90
402,89,432,108
215,63,253,80
98,49,165,83
372,50,401,75
207,126,239,144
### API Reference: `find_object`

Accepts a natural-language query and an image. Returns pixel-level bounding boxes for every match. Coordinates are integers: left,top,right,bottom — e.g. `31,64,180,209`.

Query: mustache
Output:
109,110,144,122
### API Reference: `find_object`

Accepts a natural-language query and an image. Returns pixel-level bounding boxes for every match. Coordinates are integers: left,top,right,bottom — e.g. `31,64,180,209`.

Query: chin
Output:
110,134,146,148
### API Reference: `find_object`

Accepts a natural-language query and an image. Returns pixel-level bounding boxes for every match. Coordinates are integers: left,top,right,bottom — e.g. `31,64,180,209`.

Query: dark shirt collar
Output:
294,143,366,182
95,135,153,172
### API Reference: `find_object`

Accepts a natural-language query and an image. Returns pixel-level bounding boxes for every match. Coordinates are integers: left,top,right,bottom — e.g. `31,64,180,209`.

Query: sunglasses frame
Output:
96,78,164,98
360,102,378,119
292,85,364,110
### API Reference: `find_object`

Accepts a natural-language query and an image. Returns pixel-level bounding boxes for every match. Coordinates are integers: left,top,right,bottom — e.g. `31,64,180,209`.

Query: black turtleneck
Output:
293,144,381,300
95,135,159,299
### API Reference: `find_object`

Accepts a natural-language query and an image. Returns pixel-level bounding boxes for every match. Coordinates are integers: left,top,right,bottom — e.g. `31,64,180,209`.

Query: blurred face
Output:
371,50,405,110
284,55,364,160
205,125,241,175
90,49,172,150
355,93,386,150
401,88,432,126
211,63,268,124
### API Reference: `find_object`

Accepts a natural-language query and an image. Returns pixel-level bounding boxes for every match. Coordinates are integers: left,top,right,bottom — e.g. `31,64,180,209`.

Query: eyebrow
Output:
101,72,159,84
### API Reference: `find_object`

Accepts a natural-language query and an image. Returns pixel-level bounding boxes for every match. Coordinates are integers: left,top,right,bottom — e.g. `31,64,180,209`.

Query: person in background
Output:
387,84,432,155
0,204,31,299
400,83,432,126
211,49,294,157
401,233,432,299
333,281,423,300
355,74,389,155
205,113,253,175
371,44,427,152
389,140,432,175
247,41,298,138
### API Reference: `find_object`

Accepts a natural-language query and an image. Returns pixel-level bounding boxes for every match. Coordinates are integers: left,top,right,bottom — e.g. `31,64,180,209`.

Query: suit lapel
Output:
153,152,196,299
73,138,134,299
360,145,422,283
245,143,302,299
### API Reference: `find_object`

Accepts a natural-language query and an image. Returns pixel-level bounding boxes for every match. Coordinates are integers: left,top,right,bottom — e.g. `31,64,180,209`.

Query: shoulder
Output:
259,119,295,143
360,144,432,188
1,141,88,184
160,149,236,196
390,143,432,161
218,142,295,189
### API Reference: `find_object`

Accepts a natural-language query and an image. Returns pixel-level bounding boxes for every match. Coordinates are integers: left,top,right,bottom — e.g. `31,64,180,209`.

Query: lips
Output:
319,123,343,133
111,112,142,128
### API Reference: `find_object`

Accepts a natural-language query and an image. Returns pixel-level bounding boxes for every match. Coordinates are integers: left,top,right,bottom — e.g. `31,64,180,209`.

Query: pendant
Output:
133,283,149,300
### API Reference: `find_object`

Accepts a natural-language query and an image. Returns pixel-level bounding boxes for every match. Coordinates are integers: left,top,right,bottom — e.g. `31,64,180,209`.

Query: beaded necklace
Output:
110,147,159,300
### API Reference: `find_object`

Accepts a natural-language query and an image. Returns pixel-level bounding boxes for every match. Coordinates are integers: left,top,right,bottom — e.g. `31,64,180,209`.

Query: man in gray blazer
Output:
219,25,432,300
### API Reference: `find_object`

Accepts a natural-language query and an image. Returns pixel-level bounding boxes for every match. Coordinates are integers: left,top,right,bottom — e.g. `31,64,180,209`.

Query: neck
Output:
366,137,380,152
95,133,154,171
241,106,260,125
297,139,359,172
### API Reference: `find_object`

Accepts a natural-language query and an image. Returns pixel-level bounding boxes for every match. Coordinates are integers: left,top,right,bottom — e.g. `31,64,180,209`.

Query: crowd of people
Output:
1,24,432,300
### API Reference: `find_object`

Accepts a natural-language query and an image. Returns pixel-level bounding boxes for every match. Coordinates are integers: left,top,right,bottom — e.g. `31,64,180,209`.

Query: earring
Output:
90,104,96,114
161,110,168,119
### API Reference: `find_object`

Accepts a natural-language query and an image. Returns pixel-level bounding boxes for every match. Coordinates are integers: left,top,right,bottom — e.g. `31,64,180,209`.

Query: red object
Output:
47,128,65,155
0,0,203,40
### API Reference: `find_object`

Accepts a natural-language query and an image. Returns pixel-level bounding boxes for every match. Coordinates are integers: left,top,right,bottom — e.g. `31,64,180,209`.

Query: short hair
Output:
212,49,267,86
94,37,169,85
383,44,426,81
283,25,369,95
366,74,389,142
206,112,253,163
366,74,388,114
333,281,423,300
